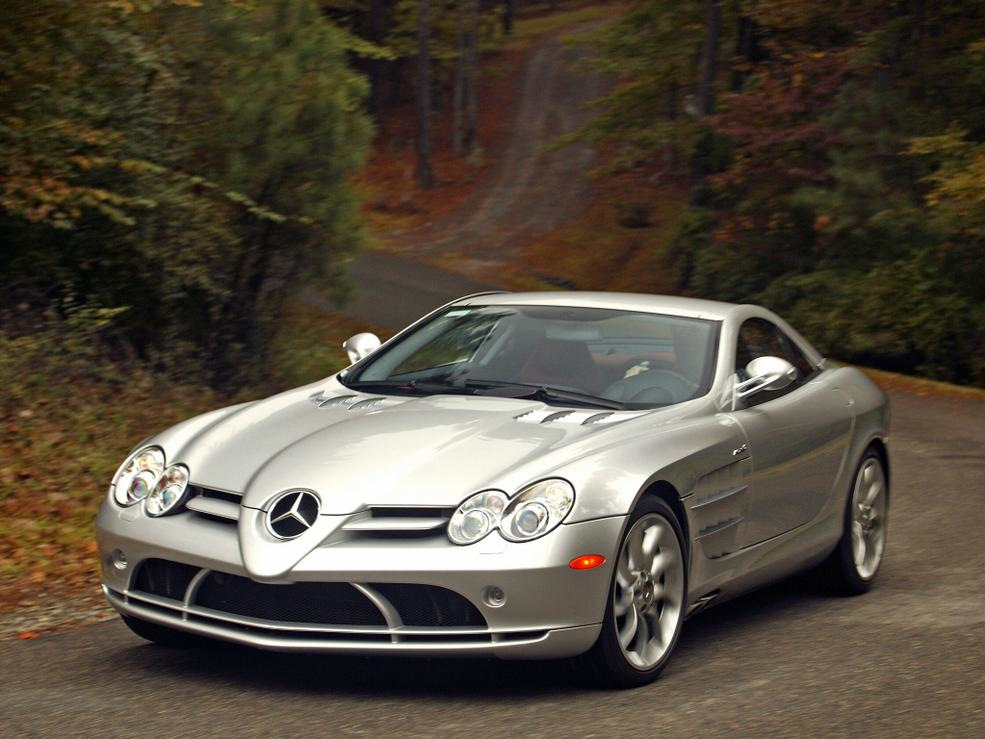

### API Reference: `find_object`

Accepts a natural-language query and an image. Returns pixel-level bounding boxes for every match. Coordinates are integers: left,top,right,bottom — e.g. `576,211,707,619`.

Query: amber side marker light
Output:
569,554,606,570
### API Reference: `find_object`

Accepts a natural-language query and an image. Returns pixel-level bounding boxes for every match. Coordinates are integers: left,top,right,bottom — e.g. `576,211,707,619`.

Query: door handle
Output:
732,443,748,456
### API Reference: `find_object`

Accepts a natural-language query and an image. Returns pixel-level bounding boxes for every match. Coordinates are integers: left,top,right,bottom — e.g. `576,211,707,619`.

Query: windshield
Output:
342,305,720,409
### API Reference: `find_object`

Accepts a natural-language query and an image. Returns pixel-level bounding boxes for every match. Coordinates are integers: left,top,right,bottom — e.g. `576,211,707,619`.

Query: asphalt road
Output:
340,251,496,330
2,322,984,736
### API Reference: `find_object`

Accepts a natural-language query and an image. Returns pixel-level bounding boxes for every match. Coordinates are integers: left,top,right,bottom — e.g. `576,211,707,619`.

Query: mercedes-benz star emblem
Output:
265,489,320,539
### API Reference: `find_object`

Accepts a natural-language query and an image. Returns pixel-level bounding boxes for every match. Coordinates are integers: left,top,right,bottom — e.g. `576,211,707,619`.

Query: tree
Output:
573,0,985,384
561,0,709,173
415,0,435,188
0,0,372,389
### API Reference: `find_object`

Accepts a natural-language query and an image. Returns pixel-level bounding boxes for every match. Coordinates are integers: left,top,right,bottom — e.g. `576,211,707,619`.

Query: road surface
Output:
382,24,608,274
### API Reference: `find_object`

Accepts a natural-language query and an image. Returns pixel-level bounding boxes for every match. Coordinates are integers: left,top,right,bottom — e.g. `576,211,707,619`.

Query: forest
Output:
3,1,983,390
575,0,985,386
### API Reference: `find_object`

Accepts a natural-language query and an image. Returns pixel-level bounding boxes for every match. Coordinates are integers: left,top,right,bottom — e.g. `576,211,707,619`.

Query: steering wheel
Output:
604,369,698,405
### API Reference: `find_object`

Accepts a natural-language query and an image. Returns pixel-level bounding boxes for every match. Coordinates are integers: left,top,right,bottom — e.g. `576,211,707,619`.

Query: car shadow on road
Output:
120,571,833,697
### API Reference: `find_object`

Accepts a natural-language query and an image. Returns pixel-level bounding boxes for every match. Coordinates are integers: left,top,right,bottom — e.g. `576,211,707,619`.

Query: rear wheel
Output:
823,449,888,595
121,615,214,648
580,497,687,688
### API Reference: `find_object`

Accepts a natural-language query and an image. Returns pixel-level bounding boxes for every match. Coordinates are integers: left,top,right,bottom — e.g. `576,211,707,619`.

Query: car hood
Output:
162,378,650,514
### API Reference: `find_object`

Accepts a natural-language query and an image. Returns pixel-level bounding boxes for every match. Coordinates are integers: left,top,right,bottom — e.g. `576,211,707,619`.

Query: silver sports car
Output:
97,292,890,687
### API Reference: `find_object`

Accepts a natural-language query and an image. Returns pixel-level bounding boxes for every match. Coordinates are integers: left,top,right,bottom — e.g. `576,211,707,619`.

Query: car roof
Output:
454,291,739,320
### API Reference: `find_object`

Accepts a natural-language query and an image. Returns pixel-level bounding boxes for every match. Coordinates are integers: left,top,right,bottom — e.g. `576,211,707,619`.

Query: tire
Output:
121,615,214,649
822,449,889,595
578,496,688,689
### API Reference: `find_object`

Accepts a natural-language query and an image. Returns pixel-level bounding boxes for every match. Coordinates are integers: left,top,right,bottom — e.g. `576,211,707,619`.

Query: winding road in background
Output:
3,24,985,739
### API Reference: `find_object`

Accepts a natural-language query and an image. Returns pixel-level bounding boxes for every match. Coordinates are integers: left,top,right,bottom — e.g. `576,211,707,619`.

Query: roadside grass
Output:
503,1,624,50
858,366,985,401
508,171,688,293
0,341,223,613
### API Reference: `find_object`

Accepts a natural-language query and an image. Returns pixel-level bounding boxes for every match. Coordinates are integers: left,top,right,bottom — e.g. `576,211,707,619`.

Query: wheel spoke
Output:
618,605,639,649
864,480,882,507
852,521,866,569
613,585,633,617
628,525,646,570
632,607,651,653
642,525,660,558
616,554,634,589
644,609,664,650
650,551,671,578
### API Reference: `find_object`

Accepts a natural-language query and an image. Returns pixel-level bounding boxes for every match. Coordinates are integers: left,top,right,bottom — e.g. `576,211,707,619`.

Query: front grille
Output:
129,559,487,631
184,485,242,523
372,583,485,626
195,573,387,626
134,559,198,601
193,486,242,504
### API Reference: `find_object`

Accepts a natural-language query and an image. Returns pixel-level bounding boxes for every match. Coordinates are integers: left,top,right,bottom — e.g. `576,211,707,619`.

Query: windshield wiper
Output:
344,380,476,396
462,380,626,410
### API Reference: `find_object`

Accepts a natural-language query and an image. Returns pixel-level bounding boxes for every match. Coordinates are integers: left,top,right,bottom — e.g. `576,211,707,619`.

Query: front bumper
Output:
97,502,624,659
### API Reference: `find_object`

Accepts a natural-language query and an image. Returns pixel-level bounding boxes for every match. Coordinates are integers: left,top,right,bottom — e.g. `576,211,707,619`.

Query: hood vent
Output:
310,393,400,412
514,409,645,426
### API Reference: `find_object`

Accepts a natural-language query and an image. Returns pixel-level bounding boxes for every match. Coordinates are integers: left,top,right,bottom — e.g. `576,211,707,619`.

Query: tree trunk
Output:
502,0,514,35
452,0,466,156
415,0,434,189
464,0,480,153
697,0,721,116
690,0,721,203
731,14,757,91
667,80,678,172
369,0,387,123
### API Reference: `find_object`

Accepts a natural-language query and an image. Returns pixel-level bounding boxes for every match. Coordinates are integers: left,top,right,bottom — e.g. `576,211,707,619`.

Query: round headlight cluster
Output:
111,446,165,506
110,445,190,516
145,463,190,517
447,479,575,545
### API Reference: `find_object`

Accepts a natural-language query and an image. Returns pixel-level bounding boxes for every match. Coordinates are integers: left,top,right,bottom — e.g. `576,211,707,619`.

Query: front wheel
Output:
579,497,687,688
822,449,889,595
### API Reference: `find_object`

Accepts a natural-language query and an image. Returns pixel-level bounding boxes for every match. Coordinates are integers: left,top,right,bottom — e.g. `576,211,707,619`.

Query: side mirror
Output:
342,332,381,365
735,356,797,401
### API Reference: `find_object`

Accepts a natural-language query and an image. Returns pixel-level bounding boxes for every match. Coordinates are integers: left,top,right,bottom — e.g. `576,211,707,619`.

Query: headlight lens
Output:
447,479,574,545
145,464,190,517
111,446,165,506
447,490,508,545
500,479,575,542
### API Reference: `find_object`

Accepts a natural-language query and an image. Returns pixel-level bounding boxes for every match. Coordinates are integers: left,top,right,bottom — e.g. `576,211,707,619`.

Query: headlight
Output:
447,479,575,545
145,464,190,517
110,446,165,506
447,490,508,545
500,479,575,542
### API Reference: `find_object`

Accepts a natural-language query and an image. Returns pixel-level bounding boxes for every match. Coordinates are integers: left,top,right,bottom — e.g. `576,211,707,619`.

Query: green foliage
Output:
0,0,372,391
581,0,985,385
562,0,706,170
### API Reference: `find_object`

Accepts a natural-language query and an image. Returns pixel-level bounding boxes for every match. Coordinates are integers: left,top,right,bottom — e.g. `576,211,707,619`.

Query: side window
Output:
735,318,813,404
778,330,818,381
735,319,786,381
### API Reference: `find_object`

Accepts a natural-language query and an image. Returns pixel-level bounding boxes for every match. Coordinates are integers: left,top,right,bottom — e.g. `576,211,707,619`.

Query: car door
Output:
728,318,853,548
